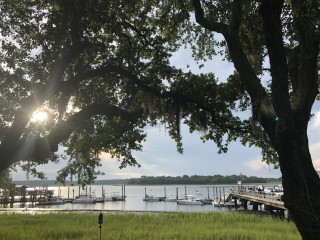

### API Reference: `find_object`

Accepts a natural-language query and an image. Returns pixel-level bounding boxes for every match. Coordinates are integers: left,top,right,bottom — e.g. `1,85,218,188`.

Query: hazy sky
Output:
11,46,320,181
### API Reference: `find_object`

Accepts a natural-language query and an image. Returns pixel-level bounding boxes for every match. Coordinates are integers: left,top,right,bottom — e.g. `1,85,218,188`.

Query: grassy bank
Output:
0,212,300,240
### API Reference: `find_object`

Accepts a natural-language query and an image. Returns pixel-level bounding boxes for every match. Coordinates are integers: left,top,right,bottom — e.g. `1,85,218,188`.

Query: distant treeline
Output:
126,175,279,185
14,179,127,187
14,175,279,187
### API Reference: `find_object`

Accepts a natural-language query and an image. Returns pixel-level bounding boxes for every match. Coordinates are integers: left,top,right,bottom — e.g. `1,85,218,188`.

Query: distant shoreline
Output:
13,175,280,187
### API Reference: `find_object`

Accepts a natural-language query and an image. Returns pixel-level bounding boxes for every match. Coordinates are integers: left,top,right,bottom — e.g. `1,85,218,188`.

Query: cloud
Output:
109,172,141,178
310,142,320,169
311,111,320,129
245,159,268,171
313,159,320,170
169,46,234,81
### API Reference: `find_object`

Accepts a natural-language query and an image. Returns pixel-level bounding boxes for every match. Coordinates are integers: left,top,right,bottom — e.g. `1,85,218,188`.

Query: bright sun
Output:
31,110,48,122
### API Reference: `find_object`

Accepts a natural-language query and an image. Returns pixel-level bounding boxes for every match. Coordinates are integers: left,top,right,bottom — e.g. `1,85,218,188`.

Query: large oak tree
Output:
157,0,320,239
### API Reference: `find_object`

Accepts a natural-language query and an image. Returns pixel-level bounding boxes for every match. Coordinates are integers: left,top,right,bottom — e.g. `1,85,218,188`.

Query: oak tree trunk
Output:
273,120,320,239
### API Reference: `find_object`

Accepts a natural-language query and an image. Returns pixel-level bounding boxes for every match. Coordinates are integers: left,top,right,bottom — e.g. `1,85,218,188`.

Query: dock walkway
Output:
227,191,288,218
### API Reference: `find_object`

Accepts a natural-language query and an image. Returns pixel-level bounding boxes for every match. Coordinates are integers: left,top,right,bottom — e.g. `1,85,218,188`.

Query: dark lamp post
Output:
98,212,103,240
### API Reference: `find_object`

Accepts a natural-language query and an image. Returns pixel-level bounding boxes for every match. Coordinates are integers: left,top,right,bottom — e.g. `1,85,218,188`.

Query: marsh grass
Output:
0,211,301,240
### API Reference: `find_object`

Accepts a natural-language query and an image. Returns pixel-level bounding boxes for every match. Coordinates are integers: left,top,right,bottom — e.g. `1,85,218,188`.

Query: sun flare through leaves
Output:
30,110,48,123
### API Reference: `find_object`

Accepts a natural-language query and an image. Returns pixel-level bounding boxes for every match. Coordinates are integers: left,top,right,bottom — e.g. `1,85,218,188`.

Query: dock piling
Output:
223,187,225,203
176,187,178,200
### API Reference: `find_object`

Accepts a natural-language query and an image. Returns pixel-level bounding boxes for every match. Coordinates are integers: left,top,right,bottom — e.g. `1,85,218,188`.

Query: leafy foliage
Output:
0,169,16,207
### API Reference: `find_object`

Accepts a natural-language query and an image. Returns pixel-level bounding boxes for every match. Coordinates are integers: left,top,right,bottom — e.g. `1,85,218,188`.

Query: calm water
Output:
14,185,235,212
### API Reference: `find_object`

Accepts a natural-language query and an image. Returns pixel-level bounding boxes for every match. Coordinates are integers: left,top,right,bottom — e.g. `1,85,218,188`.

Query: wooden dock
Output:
227,191,289,218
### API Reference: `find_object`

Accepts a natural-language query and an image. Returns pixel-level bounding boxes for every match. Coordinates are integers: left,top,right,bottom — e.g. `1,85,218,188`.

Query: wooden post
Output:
78,185,80,197
219,188,222,202
223,187,225,203
207,187,209,199
68,187,70,199
145,187,147,198
185,186,187,195
124,185,126,200
73,189,74,199
284,209,289,219
234,198,237,208
122,185,124,199
164,186,166,198
243,200,248,210
86,186,88,196
176,187,178,200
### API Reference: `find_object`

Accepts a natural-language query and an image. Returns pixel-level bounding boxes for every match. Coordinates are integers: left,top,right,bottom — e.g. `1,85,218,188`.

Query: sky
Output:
11,46,320,181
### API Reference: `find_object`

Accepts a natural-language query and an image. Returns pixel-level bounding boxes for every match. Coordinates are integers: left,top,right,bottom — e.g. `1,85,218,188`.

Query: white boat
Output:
103,192,126,201
212,197,224,207
200,198,213,205
177,195,204,205
111,192,126,201
72,195,96,203
224,199,236,207
194,192,213,205
143,195,166,202
95,197,105,203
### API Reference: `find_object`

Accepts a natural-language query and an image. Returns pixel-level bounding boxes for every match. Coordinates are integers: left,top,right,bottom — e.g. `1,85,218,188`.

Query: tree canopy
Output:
0,0,178,185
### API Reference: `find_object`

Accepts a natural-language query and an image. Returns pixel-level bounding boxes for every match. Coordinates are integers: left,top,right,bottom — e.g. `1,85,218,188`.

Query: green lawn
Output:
0,211,301,240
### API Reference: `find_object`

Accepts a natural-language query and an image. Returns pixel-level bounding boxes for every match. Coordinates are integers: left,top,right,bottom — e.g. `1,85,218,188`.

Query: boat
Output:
143,195,166,202
95,197,105,203
37,196,66,206
165,197,177,202
143,187,165,202
72,195,97,203
177,195,205,205
200,198,213,205
212,197,225,207
195,191,212,204
111,192,126,201
103,192,126,201
224,199,236,207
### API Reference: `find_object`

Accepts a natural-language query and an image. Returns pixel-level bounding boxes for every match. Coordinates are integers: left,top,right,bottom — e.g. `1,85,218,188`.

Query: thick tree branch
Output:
192,0,276,143
0,103,141,172
32,103,141,158
0,49,78,153
287,46,300,94
229,0,243,31
260,0,292,119
290,0,319,122
193,0,268,104
192,0,229,34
